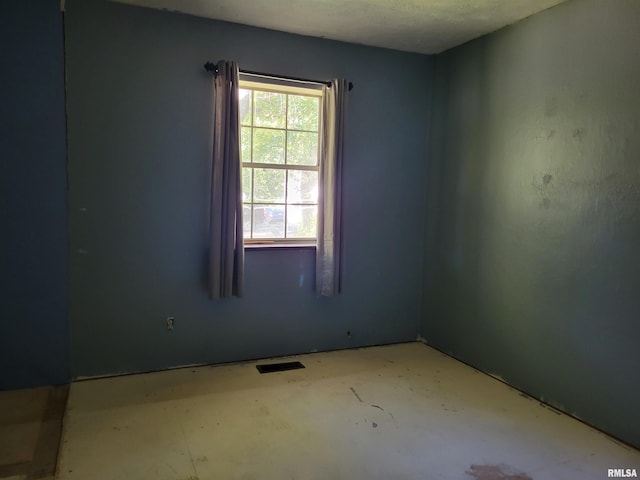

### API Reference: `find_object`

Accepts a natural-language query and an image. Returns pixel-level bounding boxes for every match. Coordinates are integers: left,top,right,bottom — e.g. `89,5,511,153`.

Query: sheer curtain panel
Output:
316,79,349,296
208,60,244,299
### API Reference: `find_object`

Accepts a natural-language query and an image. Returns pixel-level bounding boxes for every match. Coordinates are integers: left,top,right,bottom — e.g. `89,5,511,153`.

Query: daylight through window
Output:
239,79,322,244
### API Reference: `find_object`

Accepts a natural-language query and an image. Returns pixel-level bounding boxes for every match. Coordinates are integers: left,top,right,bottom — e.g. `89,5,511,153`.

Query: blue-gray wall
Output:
65,0,432,378
0,0,69,389
423,0,640,448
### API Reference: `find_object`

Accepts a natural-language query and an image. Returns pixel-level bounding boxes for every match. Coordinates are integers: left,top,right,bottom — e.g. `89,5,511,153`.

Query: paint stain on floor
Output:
466,464,533,480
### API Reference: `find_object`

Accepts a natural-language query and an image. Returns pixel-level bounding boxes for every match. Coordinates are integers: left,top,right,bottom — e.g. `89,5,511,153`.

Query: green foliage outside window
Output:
240,85,319,240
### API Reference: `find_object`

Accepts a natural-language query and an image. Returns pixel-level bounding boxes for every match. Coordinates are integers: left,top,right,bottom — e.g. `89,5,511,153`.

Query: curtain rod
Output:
204,62,353,91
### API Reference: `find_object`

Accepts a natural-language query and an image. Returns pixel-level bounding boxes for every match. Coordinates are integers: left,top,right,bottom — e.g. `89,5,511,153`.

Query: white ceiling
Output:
112,0,567,54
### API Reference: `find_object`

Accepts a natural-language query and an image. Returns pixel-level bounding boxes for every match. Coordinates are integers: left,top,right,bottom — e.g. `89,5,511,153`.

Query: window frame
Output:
239,76,323,247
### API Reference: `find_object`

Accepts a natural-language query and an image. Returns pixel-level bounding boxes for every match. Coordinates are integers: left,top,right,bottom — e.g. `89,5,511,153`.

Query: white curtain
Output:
316,79,348,296
209,60,244,299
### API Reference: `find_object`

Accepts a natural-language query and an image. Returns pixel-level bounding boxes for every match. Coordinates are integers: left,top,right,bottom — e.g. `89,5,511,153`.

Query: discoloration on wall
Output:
544,97,557,117
572,127,587,141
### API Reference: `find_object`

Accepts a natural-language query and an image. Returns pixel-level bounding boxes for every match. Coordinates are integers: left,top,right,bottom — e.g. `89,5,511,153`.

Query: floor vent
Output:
256,361,305,374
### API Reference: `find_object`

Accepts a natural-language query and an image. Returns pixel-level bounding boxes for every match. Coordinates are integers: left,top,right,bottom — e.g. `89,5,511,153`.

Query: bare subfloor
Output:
18,343,640,479
0,385,68,480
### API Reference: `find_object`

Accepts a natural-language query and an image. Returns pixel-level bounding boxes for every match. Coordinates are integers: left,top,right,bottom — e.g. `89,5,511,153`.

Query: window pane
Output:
287,170,318,204
253,204,285,239
287,95,319,131
239,89,252,125
253,128,285,164
243,204,251,238
241,127,252,163
254,92,285,128
287,205,317,238
253,168,285,203
239,82,321,244
287,131,318,166
242,167,252,203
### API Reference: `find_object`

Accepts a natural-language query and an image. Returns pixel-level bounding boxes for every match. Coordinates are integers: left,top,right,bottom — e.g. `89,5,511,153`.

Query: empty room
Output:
1,0,639,479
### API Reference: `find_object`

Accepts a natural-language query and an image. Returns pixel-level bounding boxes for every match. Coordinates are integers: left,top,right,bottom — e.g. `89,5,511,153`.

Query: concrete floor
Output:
52,342,639,479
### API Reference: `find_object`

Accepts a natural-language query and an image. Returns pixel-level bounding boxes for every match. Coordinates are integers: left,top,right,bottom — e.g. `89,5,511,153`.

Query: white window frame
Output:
240,75,323,246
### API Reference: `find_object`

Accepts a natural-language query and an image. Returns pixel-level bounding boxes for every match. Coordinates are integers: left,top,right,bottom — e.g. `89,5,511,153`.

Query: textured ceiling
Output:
112,0,567,54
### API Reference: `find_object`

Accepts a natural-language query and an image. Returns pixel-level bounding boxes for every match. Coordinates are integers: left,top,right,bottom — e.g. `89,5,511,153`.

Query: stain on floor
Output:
466,464,532,480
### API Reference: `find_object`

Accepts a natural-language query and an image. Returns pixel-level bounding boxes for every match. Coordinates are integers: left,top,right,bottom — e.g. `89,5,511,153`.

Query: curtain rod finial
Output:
204,61,217,74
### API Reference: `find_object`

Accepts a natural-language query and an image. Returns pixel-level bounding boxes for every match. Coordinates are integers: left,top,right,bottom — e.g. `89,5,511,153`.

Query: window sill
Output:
244,242,316,250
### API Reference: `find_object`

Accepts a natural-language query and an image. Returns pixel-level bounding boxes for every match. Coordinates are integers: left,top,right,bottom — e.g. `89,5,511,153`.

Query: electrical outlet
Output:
167,317,175,331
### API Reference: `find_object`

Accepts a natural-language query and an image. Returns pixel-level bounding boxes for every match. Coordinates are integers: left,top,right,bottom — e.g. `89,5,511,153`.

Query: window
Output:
239,78,322,245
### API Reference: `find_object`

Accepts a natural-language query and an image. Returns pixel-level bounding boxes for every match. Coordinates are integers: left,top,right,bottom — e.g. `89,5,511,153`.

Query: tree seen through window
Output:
239,82,320,242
